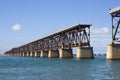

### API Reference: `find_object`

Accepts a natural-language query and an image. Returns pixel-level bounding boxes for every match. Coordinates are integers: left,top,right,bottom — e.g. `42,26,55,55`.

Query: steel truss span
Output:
109,6,120,43
4,24,91,55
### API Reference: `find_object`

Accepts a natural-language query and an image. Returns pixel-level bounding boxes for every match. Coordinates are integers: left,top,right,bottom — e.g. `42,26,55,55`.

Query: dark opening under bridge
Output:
4,24,94,59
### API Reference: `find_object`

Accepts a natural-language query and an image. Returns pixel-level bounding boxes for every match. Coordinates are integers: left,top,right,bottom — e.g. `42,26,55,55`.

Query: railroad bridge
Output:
4,24,94,59
107,6,120,60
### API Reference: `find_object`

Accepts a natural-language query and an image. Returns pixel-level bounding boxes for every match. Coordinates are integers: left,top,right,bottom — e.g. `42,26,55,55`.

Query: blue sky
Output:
0,0,120,54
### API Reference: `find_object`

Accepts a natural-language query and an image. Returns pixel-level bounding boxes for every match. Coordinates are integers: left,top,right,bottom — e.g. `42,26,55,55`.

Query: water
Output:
0,56,120,80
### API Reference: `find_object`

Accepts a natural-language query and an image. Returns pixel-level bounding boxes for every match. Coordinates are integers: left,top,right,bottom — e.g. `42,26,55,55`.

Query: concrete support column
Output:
77,47,94,59
48,49,59,58
20,52,22,56
107,44,120,60
20,52,23,56
16,53,18,56
22,52,25,57
8,54,11,56
30,52,33,57
11,54,14,56
24,52,27,57
26,52,30,57
12,53,14,56
34,51,41,57
59,48,73,58
13,53,15,56
18,53,20,56
30,52,36,57
19,53,21,56
15,53,17,56
41,50,48,58
14,53,16,56
16,53,19,56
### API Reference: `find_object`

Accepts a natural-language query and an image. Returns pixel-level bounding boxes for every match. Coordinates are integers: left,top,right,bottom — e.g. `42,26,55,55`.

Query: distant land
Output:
94,52,106,56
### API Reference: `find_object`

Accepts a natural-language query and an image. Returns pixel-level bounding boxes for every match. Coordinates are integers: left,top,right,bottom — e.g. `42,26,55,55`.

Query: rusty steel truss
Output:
4,24,91,55
109,6,120,43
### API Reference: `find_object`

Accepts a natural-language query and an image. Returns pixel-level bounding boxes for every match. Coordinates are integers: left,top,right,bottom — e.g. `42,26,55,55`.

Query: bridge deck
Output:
28,24,91,44
109,6,120,14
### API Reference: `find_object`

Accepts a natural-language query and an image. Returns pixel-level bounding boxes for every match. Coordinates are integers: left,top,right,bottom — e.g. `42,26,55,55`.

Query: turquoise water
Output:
0,56,120,80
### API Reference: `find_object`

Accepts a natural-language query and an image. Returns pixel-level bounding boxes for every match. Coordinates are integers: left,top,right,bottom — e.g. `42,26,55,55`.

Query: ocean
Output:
0,55,120,80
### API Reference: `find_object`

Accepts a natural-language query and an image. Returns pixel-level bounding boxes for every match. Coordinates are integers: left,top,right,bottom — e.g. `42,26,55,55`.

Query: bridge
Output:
107,6,120,60
4,24,94,59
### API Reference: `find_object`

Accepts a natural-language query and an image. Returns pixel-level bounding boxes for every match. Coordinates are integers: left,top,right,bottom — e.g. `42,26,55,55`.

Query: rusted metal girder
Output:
4,24,91,55
109,6,120,43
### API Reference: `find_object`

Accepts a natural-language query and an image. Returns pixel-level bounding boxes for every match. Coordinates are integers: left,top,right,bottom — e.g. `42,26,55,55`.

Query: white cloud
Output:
91,35,111,52
91,27,111,35
11,23,21,31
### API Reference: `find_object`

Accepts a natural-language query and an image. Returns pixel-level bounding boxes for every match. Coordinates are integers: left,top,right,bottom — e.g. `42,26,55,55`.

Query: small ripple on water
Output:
0,56,120,80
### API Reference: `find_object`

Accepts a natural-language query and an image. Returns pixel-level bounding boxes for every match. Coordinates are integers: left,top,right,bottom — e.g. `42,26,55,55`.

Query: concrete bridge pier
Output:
77,46,94,59
22,52,25,57
26,52,30,57
107,44,120,60
17,53,20,56
20,52,24,57
8,54,12,56
16,53,19,56
17,53,19,56
34,51,41,57
18,53,20,56
20,52,22,56
59,48,73,58
24,52,27,57
13,53,16,56
15,53,17,56
15,53,18,56
20,52,24,56
33,52,35,57
25,52,27,57
48,49,59,58
41,50,48,58
22,52,24,56
14,53,17,56
11,53,14,56
30,52,35,57
12,53,15,56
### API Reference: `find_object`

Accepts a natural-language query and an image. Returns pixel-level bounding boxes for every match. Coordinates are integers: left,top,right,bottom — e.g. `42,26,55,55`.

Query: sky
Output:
0,0,120,54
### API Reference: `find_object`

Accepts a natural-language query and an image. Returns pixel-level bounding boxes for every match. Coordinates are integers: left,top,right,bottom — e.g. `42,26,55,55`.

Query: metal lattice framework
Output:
4,24,91,55
109,6,120,43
